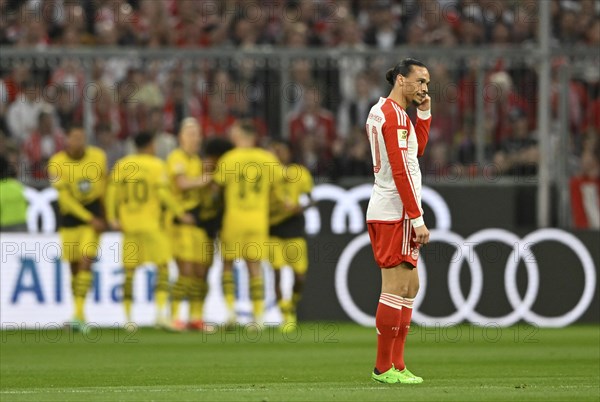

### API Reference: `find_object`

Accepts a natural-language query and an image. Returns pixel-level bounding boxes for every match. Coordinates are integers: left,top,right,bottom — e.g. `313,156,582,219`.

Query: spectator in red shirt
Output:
485,71,531,148
3,64,31,103
201,95,237,138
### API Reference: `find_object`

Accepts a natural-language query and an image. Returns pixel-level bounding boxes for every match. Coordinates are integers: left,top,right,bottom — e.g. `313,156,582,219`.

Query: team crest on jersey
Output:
78,179,91,193
411,247,419,260
397,129,408,148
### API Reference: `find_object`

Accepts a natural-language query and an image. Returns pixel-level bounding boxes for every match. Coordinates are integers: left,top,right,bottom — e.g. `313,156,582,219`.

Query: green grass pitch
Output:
1,323,598,401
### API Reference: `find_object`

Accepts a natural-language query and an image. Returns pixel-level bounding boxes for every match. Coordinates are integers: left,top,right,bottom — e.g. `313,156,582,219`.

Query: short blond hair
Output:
179,117,200,134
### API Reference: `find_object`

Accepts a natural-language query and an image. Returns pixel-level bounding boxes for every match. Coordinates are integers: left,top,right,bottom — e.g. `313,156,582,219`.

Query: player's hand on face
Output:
413,224,430,245
91,217,106,233
417,94,431,111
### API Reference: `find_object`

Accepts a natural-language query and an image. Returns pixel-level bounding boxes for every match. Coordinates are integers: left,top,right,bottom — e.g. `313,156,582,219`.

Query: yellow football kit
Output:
214,147,282,261
167,148,223,324
48,146,107,323
268,163,313,327
106,154,184,266
48,146,107,262
106,153,186,323
166,148,213,265
268,164,313,274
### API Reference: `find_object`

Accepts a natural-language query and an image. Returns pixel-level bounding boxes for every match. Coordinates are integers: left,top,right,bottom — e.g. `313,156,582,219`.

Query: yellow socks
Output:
189,277,208,321
123,267,135,322
173,275,195,319
74,270,92,321
222,270,235,312
250,276,264,321
155,264,170,319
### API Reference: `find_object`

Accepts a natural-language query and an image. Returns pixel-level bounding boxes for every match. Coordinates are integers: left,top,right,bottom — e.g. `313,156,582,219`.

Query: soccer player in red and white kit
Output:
366,58,431,384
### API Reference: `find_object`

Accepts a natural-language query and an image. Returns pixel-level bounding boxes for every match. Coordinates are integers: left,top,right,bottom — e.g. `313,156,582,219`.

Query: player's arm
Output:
381,120,424,227
157,185,195,224
168,154,213,191
48,158,94,224
156,165,194,224
415,95,432,157
382,120,430,244
157,185,184,217
174,173,213,191
57,188,95,223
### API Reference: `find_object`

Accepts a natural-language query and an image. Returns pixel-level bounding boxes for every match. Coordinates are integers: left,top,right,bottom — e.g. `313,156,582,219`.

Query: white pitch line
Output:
2,384,597,395
0,387,258,394
0,386,383,395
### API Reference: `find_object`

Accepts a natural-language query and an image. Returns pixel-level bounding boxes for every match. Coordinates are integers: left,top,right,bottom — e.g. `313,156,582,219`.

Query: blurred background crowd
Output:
0,0,599,190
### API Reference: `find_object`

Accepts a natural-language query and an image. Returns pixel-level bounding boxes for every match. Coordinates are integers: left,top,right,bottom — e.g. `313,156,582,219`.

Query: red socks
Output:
374,293,403,373
392,297,414,371
374,293,414,373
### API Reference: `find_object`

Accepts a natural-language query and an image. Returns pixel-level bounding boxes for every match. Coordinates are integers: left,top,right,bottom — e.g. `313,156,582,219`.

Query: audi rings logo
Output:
336,229,597,328
333,186,597,328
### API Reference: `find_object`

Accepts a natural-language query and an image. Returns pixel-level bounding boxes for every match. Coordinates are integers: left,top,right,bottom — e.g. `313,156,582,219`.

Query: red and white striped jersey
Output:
365,97,431,225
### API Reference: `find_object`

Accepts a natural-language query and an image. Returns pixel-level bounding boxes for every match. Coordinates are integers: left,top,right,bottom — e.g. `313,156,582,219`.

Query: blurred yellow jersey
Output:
166,148,202,211
108,154,173,233
270,163,313,225
48,146,107,225
214,147,281,231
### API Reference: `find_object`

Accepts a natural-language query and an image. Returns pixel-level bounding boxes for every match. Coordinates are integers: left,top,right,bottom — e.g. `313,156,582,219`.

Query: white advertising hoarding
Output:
1,233,286,328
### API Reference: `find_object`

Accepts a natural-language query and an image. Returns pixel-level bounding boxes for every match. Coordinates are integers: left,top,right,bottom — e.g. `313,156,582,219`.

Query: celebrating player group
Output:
49,118,314,334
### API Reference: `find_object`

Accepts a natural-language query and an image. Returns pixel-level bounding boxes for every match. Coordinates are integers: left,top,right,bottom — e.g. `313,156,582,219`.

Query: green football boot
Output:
395,366,424,384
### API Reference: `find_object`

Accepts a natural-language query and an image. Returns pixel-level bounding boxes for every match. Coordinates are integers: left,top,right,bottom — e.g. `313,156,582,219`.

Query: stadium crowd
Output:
0,0,599,186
